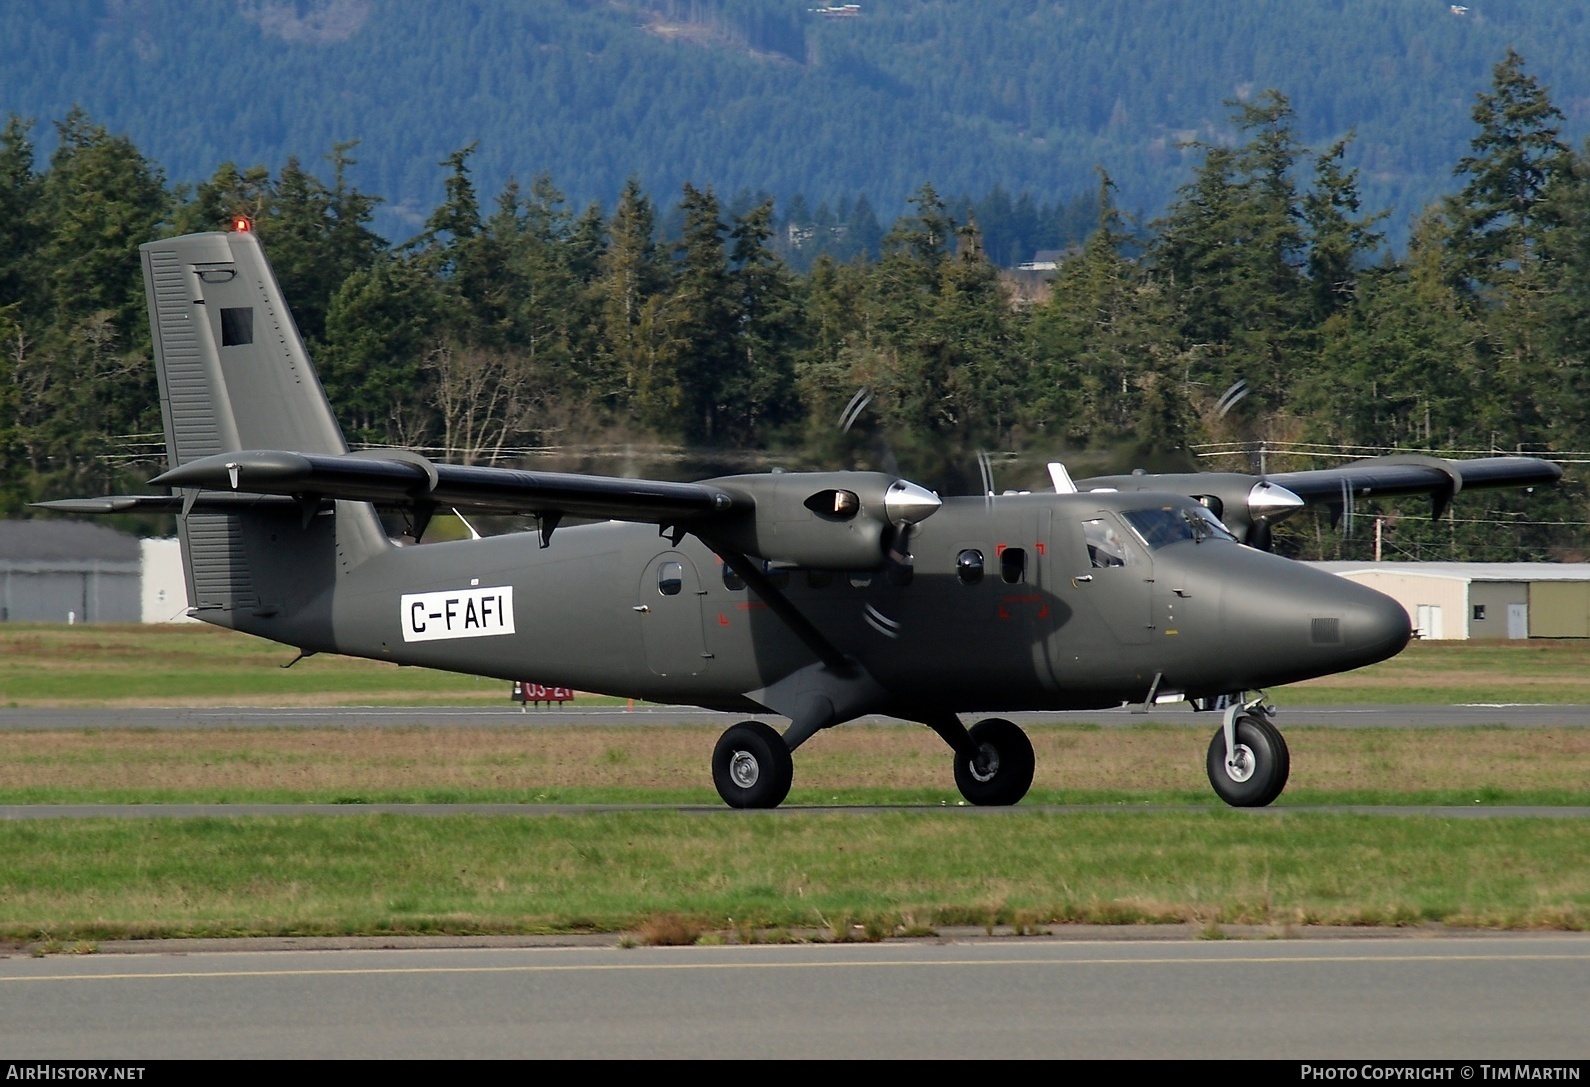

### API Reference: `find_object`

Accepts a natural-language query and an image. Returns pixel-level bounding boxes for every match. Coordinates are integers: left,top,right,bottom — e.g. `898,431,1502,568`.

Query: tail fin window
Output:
220,307,254,346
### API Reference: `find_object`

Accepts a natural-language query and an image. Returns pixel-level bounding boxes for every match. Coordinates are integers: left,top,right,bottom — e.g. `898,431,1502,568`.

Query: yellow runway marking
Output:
2,951,1586,984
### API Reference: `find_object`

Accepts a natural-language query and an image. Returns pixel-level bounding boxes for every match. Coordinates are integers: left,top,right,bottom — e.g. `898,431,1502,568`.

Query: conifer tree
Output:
1030,172,1183,455
0,116,43,323
597,178,668,423
727,199,801,441
1447,48,1573,288
1303,136,1386,319
1153,91,1311,409
661,183,737,443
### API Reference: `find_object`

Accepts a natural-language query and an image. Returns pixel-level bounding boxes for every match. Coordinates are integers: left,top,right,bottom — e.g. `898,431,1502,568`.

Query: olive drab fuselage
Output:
204,490,1411,719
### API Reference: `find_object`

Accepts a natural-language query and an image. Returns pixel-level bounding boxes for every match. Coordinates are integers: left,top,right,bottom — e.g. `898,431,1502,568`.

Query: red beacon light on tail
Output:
231,216,252,233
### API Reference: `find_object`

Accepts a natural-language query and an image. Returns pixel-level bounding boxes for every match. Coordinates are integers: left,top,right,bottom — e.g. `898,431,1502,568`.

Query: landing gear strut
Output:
712,721,794,809
1205,702,1290,807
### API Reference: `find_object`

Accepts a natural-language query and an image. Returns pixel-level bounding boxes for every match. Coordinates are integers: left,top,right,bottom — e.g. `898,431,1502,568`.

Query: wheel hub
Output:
729,749,760,789
1224,743,1256,783
969,743,1000,783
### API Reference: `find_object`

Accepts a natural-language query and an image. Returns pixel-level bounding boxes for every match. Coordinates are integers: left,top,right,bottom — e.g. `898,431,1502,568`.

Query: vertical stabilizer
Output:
143,230,349,463
140,229,388,640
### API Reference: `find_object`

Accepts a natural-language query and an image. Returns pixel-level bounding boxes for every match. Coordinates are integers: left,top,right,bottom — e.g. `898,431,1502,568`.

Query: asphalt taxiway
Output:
2,936,1585,1058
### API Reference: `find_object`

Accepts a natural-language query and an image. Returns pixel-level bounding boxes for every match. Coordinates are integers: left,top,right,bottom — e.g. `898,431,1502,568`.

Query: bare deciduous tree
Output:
425,343,542,464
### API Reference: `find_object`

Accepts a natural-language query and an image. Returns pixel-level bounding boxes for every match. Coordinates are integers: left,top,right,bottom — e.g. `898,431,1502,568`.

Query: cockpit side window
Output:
1083,518,1139,568
1122,505,1236,550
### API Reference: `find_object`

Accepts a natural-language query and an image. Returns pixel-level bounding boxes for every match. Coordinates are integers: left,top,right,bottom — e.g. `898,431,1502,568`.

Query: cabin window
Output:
658,561,683,596
220,307,254,346
1000,547,1026,584
721,563,745,591
806,569,833,589
1083,518,1139,568
956,549,984,584
762,561,790,588
849,572,873,588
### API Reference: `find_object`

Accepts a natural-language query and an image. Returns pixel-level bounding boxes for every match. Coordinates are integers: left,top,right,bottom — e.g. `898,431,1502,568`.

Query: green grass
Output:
0,623,634,706
1,785,1586,807
3,724,1585,807
0,812,1584,941
1277,639,1590,704
7,623,1590,707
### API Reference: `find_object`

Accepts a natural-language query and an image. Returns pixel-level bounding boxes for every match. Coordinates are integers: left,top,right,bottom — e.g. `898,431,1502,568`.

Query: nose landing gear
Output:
1205,701,1290,807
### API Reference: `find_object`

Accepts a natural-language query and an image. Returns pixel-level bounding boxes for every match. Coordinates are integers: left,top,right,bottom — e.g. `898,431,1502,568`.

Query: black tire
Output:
712,721,794,809
1205,715,1290,807
953,718,1035,806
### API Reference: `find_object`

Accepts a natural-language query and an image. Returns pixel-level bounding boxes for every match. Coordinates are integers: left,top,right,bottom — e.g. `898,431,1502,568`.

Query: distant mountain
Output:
6,0,1590,248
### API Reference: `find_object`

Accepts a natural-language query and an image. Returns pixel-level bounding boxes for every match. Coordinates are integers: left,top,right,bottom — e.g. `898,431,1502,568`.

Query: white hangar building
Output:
1312,562,1590,640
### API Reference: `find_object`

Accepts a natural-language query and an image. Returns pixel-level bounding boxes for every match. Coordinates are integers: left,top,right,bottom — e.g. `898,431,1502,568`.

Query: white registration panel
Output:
401,586,515,642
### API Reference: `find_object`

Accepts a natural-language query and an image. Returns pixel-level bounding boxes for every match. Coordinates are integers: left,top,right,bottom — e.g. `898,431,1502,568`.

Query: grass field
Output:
0,724,1586,806
0,623,586,707
5,623,1590,707
1,812,1585,942
3,623,1587,942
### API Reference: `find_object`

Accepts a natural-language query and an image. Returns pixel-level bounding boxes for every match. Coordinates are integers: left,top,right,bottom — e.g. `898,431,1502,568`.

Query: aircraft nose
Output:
1167,547,1415,688
1341,586,1413,660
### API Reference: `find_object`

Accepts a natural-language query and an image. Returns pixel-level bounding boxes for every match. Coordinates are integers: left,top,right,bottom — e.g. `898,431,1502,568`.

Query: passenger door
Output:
637,552,710,676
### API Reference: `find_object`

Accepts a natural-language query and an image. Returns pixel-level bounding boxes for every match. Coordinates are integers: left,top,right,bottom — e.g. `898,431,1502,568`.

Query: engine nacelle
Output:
702,471,940,570
1073,470,1304,548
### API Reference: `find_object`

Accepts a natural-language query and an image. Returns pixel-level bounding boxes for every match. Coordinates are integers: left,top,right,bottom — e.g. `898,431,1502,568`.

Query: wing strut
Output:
712,548,853,676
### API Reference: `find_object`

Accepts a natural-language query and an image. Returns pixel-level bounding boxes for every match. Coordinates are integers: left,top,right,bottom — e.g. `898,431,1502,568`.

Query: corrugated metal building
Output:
1312,562,1590,640
0,521,142,623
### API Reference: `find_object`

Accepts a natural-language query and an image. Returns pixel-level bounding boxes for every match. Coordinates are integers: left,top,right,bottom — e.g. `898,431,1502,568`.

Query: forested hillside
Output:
4,46,1590,562
5,1,1590,251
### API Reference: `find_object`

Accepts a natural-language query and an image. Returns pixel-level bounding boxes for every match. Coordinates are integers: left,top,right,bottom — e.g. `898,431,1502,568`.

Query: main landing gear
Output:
1205,700,1290,807
709,715,1036,809
947,717,1035,806
712,721,794,809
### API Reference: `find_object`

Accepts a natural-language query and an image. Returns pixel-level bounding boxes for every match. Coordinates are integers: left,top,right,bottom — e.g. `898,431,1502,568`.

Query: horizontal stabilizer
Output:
32,494,298,515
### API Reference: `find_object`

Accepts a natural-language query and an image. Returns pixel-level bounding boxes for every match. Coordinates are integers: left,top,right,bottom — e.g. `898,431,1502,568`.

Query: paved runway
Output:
2,937,1585,1058
5,702,1590,729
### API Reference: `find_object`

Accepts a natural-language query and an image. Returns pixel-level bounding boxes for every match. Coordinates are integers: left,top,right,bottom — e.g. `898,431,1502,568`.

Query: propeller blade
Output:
839,388,873,434
1248,517,1274,551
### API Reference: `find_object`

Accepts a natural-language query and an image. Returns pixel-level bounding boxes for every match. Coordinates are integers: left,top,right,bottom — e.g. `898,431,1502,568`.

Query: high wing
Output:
37,448,942,568
1266,454,1563,509
156,449,734,525
1074,453,1562,548
34,450,735,542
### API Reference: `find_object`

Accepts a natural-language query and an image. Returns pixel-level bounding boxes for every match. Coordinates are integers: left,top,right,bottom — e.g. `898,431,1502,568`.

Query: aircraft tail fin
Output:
142,229,350,464
140,229,388,640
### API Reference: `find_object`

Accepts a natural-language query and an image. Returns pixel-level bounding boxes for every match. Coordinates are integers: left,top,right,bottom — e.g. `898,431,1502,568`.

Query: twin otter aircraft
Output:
46,228,1562,808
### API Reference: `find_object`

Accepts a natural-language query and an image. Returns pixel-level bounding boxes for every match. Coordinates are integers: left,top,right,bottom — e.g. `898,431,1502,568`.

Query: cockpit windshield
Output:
1121,505,1237,550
